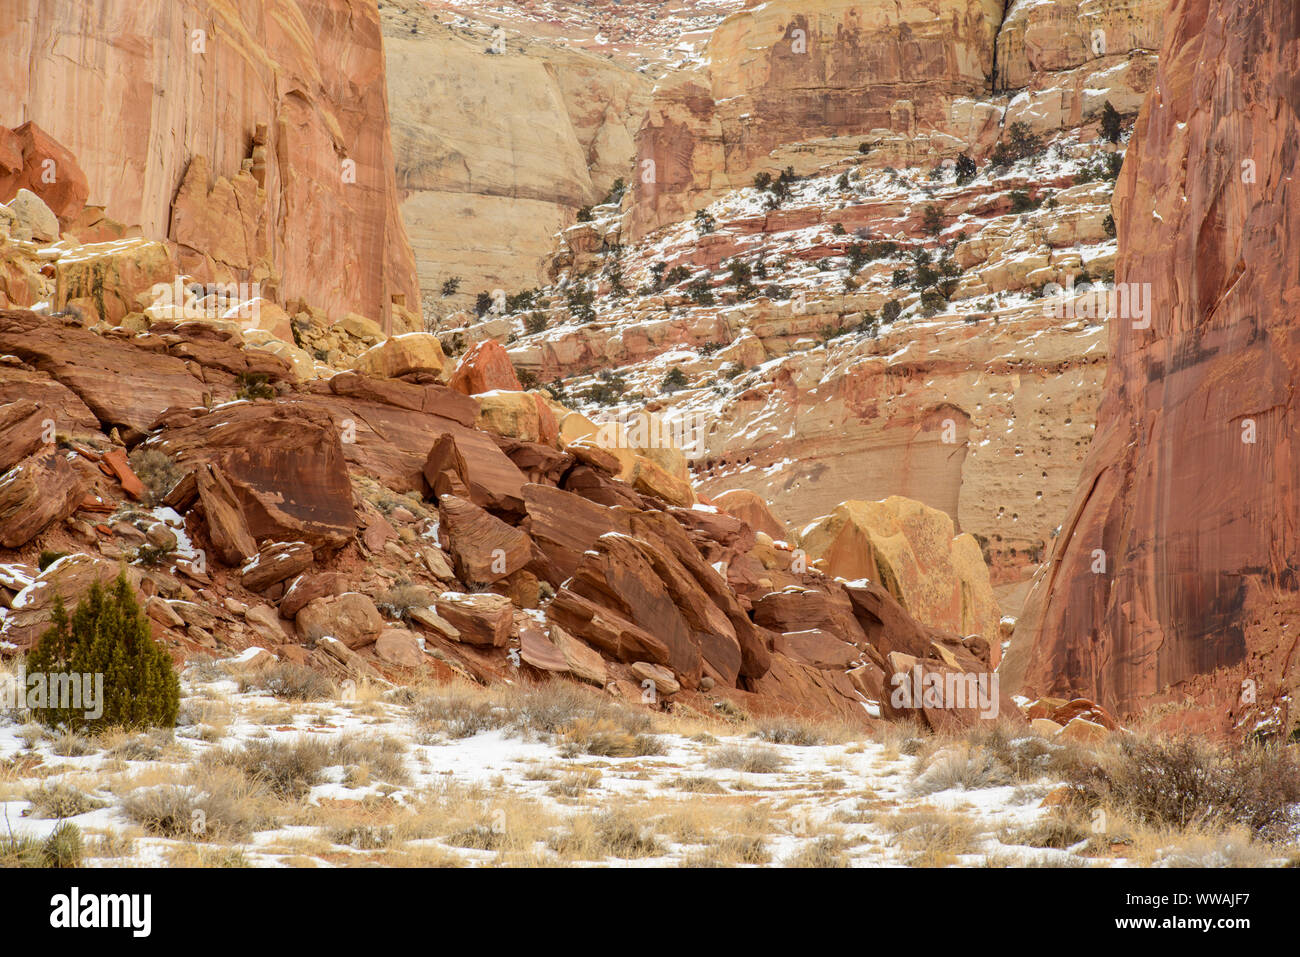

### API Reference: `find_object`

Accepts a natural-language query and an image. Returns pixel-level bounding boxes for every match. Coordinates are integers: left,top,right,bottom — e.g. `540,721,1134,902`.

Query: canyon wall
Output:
1,0,418,327
1007,0,1300,732
380,0,651,309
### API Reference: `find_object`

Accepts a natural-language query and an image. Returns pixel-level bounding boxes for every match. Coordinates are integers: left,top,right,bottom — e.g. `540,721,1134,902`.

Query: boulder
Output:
438,494,532,586
433,592,514,647
799,496,1001,645
5,188,59,242
279,571,344,618
630,661,680,696
712,488,789,541
547,624,608,686
193,463,258,566
0,450,88,548
241,541,314,592
447,339,521,395
375,627,426,668
0,122,90,221
519,621,569,673
296,592,384,649
352,333,447,379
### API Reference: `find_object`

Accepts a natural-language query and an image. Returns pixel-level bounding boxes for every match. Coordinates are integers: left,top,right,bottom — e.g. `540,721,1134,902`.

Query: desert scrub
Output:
27,570,180,732
207,736,332,800
909,744,1013,796
24,782,108,819
707,744,786,774
1066,736,1300,842
240,661,334,701
128,448,183,505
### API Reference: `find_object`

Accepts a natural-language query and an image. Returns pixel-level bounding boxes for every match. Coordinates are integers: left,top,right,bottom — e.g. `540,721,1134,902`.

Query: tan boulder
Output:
53,238,175,324
713,489,789,541
798,496,1000,645
375,627,426,668
296,592,384,649
352,333,447,379
433,592,514,647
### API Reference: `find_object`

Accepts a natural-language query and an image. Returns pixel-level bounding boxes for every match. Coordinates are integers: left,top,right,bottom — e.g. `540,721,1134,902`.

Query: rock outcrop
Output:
2,0,419,328
1007,0,1300,736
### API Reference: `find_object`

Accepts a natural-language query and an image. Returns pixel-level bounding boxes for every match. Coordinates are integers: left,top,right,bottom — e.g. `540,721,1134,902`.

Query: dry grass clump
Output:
681,834,771,867
558,717,665,758
331,734,410,787
1066,736,1300,842
128,448,183,505
785,835,852,868
123,765,270,842
241,662,335,701
547,809,663,861
24,781,108,819
909,743,1012,796
706,743,786,774
668,775,726,794
547,768,602,798
999,809,1094,851
104,729,185,763
881,807,982,867
204,736,332,800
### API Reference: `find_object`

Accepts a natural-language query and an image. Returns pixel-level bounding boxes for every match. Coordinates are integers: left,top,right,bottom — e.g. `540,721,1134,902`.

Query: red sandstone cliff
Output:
1007,0,1300,734
0,0,418,327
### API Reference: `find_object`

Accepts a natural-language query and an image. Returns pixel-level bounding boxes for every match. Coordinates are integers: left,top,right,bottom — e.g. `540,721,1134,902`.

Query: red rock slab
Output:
519,621,569,673
438,494,532,586
0,449,88,548
279,571,344,619
711,488,790,541
193,462,258,566
100,446,144,501
0,366,100,437
0,309,207,433
522,483,631,582
742,653,872,728
776,629,860,670
0,398,49,473
0,122,89,221
842,579,943,659
154,402,357,551
448,339,522,395
241,541,314,592
434,593,514,648
752,586,867,648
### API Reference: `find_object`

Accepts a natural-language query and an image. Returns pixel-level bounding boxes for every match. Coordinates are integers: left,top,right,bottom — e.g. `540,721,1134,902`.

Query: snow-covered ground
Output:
0,658,1243,868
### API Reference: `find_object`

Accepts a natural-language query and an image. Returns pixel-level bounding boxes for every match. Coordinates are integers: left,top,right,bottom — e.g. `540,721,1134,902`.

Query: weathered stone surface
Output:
296,593,384,649
547,623,609,687
519,621,569,673
0,309,206,433
523,483,630,581
438,494,532,586
433,592,514,647
241,541,314,592
4,0,419,329
193,463,258,566
0,450,87,548
153,402,357,551
448,339,522,396
775,629,860,671
1008,0,1300,729
799,496,1000,645
381,1,650,302
0,398,49,472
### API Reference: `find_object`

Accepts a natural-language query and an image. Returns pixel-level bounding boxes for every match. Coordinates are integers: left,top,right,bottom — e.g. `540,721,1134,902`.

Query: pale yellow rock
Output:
1031,717,1065,737
557,410,599,447
798,496,1000,643
54,238,175,324
352,332,447,379
340,312,385,343
474,390,542,443
630,455,695,507
243,333,317,382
